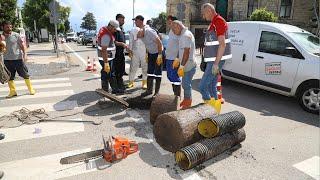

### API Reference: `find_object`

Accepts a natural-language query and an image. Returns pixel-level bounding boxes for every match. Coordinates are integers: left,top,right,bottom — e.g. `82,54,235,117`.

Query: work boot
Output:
6,80,17,98
101,81,109,92
116,76,125,90
141,77,153,96
25,78,36,95
127,81,134,88
154,77,161,96
180,99,192,109
142,80,147,89
109,77,119,94
172,84,181,97
0,170,4,179
204,98,221,114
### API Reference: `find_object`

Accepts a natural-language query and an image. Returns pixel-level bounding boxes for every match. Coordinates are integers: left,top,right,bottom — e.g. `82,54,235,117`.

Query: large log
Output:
123,91,154,109
153,104,217,152
149,94,180,125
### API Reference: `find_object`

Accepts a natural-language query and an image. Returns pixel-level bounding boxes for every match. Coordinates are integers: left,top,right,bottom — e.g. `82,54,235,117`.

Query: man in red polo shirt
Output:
199,3,232,113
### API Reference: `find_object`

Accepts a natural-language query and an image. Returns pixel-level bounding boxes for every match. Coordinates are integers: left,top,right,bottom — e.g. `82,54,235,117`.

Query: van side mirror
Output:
285,47,303,59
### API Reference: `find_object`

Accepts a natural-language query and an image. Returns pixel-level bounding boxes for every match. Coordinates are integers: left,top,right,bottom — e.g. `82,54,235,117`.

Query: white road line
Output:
0,83,72,92
14,78,70,85
293,156,320,180
0,118,85,144
0,101,78,117
0,148,106,179
64,43,102,69
2,90,74,100
180,170,203,180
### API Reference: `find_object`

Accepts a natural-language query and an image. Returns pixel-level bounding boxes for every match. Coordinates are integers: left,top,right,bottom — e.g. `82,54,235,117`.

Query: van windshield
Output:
288,32,320,56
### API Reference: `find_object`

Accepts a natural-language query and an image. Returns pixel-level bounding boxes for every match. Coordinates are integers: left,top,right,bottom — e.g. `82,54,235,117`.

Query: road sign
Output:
49,0,60,24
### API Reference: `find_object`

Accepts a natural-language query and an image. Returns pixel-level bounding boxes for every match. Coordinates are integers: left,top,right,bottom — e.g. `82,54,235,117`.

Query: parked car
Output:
66,32,77,42
82,32,95,45
92,34,97,48
77,34,83,44
159,33,169,69
221,21,320,114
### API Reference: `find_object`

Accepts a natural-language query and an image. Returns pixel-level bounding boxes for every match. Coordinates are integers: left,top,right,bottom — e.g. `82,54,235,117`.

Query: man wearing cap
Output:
172,20,197,109
97,20,120,93
165,15,181,97
113,14,128,94
127,23,147,89
133,15,163,96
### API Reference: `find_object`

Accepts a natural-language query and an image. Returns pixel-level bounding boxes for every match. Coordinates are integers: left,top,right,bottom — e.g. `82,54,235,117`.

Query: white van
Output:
222,21,320,114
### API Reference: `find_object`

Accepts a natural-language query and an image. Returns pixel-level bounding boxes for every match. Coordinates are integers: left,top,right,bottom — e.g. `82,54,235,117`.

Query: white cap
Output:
108,20,121,31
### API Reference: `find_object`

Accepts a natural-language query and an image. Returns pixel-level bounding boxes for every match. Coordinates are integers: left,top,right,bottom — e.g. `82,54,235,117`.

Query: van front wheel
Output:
297,82,320,114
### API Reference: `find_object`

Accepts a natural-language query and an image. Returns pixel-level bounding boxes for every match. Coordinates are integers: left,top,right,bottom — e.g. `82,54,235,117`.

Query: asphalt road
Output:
0,42,318,180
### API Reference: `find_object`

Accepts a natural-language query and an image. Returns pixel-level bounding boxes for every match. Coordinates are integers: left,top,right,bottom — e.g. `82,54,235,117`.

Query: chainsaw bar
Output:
60,149,104,164
95,89,129,107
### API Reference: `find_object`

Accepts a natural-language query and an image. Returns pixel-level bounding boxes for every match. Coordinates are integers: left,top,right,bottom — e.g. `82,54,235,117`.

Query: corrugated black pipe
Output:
198,111,246,138
175,129,246,170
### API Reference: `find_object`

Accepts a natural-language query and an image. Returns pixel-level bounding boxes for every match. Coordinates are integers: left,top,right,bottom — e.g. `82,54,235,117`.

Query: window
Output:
259,31,300,58
280,0,292,18
247,0,259,17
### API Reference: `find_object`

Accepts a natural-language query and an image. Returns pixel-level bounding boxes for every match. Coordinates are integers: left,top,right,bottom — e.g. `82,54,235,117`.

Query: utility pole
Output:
53,0,59,57
133,0,135,27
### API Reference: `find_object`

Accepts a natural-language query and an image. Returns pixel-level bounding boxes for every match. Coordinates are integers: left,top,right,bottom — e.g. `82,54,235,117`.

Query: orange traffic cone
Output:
86,57,92,71
217,74,225,104
91,58,97,72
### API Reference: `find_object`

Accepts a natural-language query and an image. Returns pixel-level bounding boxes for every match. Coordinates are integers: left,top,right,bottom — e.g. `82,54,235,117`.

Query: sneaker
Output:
138,74,143,79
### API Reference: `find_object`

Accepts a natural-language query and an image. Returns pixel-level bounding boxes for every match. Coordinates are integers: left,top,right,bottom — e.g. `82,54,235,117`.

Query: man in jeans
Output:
199,3,232,113
172,20,197,109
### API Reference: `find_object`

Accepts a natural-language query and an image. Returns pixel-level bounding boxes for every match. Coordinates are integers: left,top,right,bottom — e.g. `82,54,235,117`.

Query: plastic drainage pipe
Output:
198,111,246,138
175,129,246,170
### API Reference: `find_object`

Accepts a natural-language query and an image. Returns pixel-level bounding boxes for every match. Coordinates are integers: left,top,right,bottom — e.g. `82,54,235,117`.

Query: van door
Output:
223,23,258,78
252,30,302,92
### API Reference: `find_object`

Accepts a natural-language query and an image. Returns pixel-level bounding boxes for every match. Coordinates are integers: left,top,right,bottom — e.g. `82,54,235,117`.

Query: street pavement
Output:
0,41,319,180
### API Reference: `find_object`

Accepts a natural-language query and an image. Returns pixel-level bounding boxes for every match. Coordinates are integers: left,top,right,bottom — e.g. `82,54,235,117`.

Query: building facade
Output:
167,0,319,46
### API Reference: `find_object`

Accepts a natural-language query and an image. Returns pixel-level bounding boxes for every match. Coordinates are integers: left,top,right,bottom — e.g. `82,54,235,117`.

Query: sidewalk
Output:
26,42,70,76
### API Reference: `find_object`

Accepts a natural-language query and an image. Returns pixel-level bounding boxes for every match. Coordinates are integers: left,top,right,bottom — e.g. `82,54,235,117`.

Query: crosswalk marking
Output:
1,90,74,100
0,101,78,117
0,118,84,144
0,83,72,92
293,156,320,180
0,148,104,180
14,78,70,85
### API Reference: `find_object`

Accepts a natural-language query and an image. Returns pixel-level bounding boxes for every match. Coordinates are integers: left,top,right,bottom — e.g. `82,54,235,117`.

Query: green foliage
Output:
249,8,278,22
0,0,18,29
80,12,97,31
64,19,71,33
151,12,167,33
22,0,70,33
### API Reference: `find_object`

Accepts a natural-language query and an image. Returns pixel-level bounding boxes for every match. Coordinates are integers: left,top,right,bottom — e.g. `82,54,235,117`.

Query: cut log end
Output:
150,94,179,125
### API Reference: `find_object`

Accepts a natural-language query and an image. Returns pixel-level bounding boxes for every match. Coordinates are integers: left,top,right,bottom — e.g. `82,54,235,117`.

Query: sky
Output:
18,0,166,32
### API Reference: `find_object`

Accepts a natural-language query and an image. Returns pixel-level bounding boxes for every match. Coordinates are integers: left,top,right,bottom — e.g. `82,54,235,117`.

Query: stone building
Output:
166,0,319,46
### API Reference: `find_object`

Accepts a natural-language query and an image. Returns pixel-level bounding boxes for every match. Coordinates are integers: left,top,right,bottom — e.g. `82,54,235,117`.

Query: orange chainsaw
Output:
60,136,138,164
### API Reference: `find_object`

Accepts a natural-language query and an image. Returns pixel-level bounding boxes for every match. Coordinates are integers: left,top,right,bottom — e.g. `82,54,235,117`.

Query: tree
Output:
151,12,167,33
0,0,18,29
64,19,70,33
22,0,70,34
249,8,278,22
80,12,97,31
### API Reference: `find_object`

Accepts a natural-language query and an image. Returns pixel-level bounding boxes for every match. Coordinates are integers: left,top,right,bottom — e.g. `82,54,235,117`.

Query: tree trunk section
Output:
150,94,180,125
153,104,217,152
